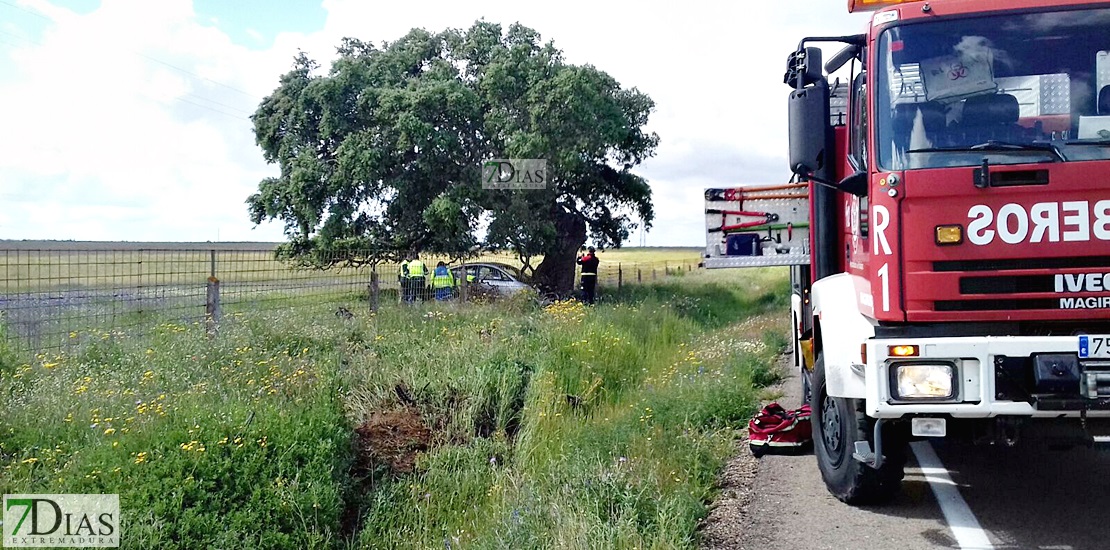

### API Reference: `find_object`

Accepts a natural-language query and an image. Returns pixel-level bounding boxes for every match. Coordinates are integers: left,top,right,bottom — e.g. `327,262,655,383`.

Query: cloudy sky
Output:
0,0,866,245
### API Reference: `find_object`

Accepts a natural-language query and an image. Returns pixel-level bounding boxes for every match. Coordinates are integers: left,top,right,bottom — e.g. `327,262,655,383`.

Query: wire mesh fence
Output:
0,245,700,356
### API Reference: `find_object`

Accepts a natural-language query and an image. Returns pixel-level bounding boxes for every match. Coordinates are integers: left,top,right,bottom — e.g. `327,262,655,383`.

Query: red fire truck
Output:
705,0,1110,504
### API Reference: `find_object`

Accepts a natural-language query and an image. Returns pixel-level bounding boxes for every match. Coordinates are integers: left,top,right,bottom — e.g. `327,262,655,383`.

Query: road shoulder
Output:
701,354,950,550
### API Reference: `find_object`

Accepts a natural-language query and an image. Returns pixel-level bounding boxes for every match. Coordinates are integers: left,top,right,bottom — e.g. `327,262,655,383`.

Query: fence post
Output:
204,250,219,337
206,276,220,337
618,263,623,291
459,267,468,303
637,268,642,284
652,268,657,281
369,268,380,312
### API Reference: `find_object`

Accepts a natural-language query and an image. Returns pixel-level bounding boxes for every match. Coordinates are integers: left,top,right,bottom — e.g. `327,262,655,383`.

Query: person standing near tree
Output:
407,253,428,302
399,254,414,303
431,261,456,301
576,246,600,305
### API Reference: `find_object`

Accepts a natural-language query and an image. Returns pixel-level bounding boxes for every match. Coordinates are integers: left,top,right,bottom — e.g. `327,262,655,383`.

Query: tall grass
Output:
348,269,789,548
0,316,352,548
0,267,790,549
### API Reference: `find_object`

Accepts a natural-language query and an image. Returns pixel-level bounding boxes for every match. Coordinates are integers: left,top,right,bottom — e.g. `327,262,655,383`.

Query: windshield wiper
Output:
908,140,1066,162
1064,139,1110,146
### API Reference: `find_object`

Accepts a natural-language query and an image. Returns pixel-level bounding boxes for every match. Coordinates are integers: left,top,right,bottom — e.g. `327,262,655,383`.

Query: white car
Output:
449,263,533,297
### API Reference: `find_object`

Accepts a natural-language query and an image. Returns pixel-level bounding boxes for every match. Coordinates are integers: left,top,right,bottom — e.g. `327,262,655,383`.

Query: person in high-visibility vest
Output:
399,255,413,303
407,253,428,302
431,261,456,301
576,246,600,304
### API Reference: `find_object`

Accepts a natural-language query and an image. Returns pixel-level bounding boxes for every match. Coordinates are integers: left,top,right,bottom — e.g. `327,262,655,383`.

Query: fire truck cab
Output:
708,0,1110,504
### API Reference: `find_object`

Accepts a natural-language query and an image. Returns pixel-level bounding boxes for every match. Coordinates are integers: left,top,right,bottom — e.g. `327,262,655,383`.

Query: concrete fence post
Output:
205,249,219,337
206,276,220,337
637,268,642,284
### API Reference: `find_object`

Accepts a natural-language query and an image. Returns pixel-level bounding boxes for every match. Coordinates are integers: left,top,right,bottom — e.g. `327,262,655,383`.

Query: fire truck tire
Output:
811,353,906,505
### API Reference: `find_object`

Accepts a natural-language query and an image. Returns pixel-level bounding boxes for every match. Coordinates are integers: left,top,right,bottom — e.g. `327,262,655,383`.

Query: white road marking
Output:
911,441,995,550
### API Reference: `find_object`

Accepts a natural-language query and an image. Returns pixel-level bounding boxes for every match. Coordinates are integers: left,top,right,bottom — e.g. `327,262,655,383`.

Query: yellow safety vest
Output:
408,260,426,277
432,268,455,289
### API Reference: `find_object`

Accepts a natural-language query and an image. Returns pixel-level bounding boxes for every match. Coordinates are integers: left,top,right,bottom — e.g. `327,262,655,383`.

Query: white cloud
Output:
0,0,867,245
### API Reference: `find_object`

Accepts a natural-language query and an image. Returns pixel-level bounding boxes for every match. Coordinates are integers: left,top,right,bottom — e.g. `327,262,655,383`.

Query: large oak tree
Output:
248,22,657,293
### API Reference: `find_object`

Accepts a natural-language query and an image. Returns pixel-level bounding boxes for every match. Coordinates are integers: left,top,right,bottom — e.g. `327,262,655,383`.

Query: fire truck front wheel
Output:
811,353,907,505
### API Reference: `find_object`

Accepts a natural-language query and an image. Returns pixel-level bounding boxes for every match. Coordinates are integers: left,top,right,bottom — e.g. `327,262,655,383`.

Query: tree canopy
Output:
248,21,658,292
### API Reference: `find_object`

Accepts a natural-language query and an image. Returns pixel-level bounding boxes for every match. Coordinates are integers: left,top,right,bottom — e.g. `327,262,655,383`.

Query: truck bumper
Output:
865,335,1110,419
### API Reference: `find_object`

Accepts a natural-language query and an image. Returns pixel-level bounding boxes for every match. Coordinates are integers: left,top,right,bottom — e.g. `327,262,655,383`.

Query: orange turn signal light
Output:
935,225,963,245
889,345,920,357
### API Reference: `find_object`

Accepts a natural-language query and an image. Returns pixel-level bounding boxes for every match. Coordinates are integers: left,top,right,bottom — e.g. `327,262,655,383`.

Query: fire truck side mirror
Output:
837,170,868,197
825,43,861,75
788,82,830,177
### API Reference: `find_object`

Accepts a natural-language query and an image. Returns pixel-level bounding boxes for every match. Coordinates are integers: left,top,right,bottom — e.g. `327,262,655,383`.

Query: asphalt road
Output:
727,368,1110,550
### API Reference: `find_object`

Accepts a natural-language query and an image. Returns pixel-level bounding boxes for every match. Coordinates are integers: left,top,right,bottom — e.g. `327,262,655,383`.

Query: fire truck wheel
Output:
811,353,907,505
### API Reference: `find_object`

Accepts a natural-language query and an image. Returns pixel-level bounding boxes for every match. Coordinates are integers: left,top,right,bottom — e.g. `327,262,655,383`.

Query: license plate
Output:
911,417,946,437
1079,335,1110,358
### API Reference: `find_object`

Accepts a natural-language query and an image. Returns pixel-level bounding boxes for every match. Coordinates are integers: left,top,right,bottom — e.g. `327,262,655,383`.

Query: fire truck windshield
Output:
876,7,1110,171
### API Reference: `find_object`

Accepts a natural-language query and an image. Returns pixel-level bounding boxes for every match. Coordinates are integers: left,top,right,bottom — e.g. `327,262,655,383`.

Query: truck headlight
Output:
891,363,956,400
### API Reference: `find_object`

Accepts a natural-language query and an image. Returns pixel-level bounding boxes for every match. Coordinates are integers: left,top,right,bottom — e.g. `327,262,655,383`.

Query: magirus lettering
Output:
1060,296,1110,309
966,200,1110,245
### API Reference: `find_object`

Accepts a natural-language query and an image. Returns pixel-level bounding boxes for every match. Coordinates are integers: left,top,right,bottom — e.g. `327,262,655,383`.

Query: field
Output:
0,244,702,294
0,248,785,549
589,247,703,264
0,244,705,355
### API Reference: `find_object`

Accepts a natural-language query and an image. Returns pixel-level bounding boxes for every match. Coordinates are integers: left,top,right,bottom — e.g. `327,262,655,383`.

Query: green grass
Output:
0,267,789,549
1,318,351,548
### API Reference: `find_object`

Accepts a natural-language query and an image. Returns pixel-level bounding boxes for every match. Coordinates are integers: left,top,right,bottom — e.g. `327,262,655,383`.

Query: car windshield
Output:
480,267,506,281
497,264,523,280
876,8,1110,170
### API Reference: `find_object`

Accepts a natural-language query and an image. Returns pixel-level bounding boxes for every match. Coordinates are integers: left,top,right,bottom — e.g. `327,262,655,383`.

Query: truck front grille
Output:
934,255,1110,272
936,298,1061,311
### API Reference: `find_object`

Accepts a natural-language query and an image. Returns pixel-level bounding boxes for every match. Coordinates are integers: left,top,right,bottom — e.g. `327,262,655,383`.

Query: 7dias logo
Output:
482,159,547,190
3,494,119,547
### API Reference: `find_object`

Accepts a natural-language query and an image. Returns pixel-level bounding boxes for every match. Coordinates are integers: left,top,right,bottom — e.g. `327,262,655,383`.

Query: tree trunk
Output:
531,209,587,296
